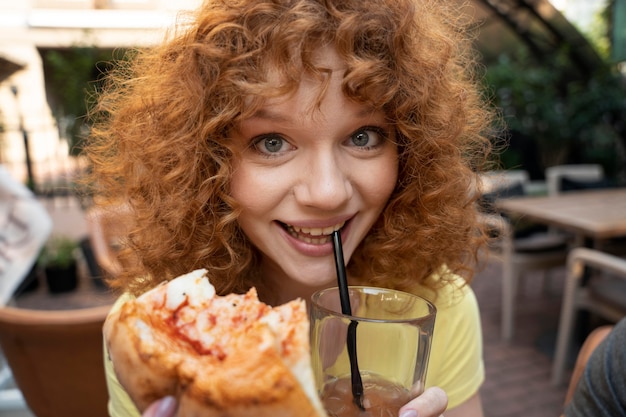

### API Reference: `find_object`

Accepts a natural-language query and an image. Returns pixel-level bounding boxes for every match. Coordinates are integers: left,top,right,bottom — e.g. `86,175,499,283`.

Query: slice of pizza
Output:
103,269,327,417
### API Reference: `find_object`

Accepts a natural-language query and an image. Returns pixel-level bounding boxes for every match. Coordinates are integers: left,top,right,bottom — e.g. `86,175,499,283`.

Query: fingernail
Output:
399,410,418,417
156,396,177,416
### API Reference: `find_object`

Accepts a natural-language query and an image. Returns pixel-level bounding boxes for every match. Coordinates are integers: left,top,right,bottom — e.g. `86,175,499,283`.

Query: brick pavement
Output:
473,261,571,417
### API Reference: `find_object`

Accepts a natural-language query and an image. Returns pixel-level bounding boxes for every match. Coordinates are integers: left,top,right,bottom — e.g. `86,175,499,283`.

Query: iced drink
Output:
310,286,436,417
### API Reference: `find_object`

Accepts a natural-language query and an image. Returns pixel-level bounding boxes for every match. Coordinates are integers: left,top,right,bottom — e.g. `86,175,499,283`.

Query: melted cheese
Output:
140,269,300,363
163,269,215,310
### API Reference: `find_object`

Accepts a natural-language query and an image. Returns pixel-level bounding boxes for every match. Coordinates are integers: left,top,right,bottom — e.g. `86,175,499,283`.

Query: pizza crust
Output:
103,269,326,416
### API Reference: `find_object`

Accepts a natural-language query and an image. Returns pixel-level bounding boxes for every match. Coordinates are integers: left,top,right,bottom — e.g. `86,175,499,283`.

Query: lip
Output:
276,216,352,257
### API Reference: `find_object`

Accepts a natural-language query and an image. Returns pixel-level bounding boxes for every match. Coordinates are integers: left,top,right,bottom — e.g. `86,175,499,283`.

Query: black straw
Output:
331,230,365,410
332,231,351,314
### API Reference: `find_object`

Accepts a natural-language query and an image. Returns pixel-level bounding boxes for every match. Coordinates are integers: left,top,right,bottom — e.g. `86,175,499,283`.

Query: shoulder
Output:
584,318,626,384
425,273,481,353
565,318,626,417
409,273,484,409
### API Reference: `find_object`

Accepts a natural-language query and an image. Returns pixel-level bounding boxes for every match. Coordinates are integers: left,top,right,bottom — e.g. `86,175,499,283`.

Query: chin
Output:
295,276,336,289
285,268,337,289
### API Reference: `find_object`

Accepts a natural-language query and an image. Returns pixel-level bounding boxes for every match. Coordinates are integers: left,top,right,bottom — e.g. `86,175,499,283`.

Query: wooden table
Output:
495,188,626,241
496,188,626,386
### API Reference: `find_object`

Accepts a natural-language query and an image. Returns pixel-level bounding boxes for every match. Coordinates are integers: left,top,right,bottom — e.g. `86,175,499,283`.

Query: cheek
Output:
230,164,286,213
230,169,262,211
381,163,399,199
359,155,399,205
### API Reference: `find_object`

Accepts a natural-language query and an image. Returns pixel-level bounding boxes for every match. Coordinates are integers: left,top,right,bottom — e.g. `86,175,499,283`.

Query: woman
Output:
86,0,494,415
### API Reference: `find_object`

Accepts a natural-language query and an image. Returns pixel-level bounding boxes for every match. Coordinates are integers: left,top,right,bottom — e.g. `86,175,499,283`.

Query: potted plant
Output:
39,235,79,293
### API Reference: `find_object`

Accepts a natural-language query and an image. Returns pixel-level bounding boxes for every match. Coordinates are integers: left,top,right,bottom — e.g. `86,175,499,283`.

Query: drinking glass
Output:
310,286,436,417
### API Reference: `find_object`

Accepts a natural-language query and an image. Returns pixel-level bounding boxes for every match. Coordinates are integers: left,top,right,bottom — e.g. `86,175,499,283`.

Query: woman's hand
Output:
399,387,448,417
142,396,177,417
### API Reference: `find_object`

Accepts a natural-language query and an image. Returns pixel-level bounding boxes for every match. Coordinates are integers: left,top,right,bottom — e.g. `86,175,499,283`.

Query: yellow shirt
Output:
420,276,484,409
103,293,140,417
103,274,483,416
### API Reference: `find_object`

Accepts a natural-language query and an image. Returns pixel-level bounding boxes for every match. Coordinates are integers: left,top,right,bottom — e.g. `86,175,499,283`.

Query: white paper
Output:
0,166,52,305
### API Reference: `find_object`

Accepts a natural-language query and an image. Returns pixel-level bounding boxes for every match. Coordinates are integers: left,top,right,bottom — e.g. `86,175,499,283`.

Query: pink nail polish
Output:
156,396,177,416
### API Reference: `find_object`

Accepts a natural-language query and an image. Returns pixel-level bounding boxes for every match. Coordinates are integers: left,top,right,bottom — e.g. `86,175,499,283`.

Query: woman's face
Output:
229,48,398,298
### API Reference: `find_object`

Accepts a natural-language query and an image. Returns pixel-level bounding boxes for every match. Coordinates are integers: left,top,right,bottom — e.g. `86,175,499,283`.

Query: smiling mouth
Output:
279,221,346,245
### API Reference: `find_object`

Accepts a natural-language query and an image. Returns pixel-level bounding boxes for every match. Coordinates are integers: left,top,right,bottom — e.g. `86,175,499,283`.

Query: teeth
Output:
290,222,345,236
286,221,345,244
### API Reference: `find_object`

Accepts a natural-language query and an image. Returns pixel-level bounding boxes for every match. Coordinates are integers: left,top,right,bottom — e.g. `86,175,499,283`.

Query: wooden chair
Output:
552,248,626,386
0,304,112,417
479,170,569,341
480,169,531,195
545,164,604,197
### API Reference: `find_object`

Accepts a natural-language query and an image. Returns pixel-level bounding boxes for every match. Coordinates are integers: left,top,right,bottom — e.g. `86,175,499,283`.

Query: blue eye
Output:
352,131,371,147
252,134,288,154
348,127,387,148
262,137,284,153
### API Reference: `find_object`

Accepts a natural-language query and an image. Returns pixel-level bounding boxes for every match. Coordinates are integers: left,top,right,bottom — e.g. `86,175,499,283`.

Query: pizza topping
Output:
162,269,215,310
134,269,303,363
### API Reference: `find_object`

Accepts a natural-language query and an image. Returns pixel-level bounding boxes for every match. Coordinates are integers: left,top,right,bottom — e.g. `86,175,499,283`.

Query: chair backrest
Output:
545,164,604,196
0,304,112,417
480,169,530,194
478,170,529,217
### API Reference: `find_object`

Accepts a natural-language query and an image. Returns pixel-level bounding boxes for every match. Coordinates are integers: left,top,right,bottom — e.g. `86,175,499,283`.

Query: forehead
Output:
242,46,350,118
264,45,347,88
310,45,347,72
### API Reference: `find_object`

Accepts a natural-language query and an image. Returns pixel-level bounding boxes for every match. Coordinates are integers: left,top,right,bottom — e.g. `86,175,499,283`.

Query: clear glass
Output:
310,286,436,417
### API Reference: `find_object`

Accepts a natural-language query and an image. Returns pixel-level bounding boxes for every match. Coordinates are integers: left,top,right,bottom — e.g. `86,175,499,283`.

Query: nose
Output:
294,152,353,210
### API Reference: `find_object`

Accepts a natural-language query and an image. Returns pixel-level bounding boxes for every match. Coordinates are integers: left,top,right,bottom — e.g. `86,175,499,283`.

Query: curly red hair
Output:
86,0,493,296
